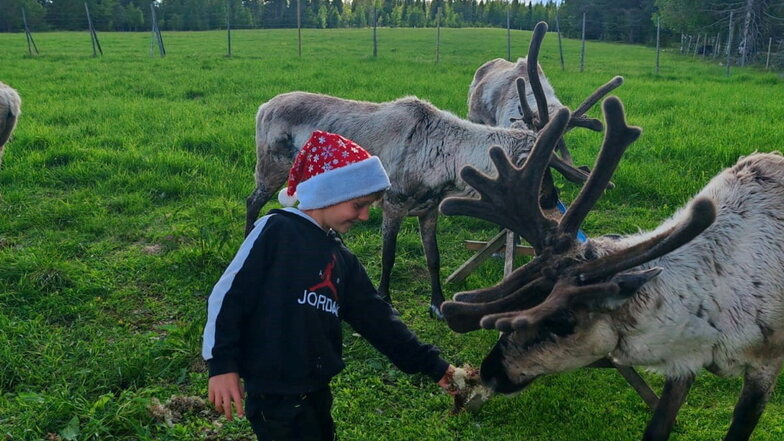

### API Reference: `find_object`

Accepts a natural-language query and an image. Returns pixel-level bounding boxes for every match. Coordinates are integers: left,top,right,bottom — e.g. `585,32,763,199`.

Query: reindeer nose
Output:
481,342,526,394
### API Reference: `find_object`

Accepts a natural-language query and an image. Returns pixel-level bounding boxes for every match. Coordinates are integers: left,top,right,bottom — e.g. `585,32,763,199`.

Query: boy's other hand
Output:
208,372,245,420
437,365,458,395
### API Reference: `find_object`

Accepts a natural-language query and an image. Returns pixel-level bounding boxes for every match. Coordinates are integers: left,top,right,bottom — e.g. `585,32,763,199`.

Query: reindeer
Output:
440,96,784,441
467,57,561,128
468,22,622,165
0,82,21,168
247,87,615,318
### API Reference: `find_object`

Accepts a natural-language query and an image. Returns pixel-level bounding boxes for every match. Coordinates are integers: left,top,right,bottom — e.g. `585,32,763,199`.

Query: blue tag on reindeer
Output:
557,200,588,243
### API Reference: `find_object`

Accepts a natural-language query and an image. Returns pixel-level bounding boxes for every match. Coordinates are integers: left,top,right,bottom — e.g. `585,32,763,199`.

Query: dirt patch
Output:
149,395,213,427
142,244,164,255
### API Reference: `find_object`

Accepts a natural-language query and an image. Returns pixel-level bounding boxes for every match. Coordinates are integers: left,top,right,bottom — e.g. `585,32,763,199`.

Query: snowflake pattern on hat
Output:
287,131,372,196
278,130,387,209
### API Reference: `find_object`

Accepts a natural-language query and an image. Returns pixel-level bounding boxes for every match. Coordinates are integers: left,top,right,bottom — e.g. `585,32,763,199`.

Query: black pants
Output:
246,387,336,441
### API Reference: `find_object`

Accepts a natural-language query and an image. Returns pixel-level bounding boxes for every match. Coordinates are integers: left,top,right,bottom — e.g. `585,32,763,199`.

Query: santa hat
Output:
278,130,391,210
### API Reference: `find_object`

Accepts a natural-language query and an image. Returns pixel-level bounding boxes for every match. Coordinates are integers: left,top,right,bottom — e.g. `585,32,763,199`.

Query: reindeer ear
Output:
592,267,663,311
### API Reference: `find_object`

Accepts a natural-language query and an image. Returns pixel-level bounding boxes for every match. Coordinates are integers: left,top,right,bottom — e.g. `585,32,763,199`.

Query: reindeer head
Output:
440,97,716,394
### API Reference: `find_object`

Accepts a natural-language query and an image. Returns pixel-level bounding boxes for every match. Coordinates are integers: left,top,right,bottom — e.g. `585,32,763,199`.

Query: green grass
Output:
1,28,783,440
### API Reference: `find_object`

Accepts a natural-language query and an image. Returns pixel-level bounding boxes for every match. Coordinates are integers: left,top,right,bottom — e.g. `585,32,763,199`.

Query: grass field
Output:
1,27,784,440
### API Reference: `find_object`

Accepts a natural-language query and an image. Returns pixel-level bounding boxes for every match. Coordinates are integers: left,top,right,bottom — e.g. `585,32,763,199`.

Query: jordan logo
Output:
308,254,338,300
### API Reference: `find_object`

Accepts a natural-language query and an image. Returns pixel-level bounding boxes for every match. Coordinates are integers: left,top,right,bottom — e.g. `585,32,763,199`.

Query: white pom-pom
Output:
278,188,298,207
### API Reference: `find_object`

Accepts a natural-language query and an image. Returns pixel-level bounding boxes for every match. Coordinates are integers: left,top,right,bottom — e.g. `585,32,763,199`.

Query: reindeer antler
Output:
516,76,590,186
575,198,716,283
567,76,624,133
516,22,624,175
515,78,536,131
556,97,640,240
526,22,551,132
440,108,571,333
440,96,717,334
440,108,570,252
499,199,715,333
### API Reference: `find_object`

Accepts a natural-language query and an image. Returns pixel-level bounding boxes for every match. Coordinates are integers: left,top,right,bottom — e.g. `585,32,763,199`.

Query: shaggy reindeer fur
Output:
0,82,21,167
249,91,551,316
467,57,561,128
551,153,784,378
484,152,784,441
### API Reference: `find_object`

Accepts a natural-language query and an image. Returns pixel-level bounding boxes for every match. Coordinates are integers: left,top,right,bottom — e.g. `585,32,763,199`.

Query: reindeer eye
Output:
541,310,576,337
584,244,597,260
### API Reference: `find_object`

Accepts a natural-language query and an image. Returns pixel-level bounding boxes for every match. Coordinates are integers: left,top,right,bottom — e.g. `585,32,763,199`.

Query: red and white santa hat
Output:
278,130,391,210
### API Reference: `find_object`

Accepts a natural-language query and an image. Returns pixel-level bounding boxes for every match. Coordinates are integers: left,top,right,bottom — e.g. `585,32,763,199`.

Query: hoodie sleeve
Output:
339,251,449,382
202,217,273,377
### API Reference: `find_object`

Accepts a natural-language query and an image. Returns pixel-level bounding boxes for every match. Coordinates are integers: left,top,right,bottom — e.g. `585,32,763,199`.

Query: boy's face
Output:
317,195,377,233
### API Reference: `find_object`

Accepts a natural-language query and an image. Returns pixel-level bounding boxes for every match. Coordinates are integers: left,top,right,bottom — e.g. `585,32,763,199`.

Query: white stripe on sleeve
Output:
202,214,273,360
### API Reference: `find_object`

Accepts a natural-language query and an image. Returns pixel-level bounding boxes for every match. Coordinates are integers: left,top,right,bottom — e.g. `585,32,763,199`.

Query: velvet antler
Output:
515,22,624,175
440,108,569,252
441,96,717,334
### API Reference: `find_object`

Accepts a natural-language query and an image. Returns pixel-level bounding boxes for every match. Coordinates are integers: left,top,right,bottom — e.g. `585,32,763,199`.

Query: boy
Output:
202,130,455,440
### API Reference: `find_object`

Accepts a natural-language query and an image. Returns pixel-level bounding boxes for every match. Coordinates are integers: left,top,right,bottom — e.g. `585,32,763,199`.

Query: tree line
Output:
1,0,562,32
656,0,783,61
1,0,781,59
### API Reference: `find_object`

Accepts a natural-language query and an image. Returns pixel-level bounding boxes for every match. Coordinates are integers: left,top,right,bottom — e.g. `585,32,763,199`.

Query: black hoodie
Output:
202,208,448,394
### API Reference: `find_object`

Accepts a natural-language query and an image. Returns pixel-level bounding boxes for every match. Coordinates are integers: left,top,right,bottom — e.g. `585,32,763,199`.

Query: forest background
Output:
2,0,783,57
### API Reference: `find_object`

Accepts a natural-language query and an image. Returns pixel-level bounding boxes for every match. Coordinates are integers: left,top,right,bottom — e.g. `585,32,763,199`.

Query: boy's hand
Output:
437,365,458,395
208,372,245,420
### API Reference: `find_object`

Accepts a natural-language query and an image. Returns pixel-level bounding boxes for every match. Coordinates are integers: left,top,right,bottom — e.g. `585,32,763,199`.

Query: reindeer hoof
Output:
429,304,445,320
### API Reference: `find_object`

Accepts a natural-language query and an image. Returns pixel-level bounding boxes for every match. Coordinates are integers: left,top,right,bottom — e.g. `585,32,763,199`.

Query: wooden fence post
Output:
766,37,773,70
435,6,441,64
296,0,301,57
726,11,734,77
149,4,165,57
580,12,585,73
506,5,511,61
149,5,155,57
555,8,564,71
655,16,660,74
227,0,232,57
84,2,103,57
22,7,40,56
156,15,165,56
372,2,377,58
714,32,721,59
86,2,96,57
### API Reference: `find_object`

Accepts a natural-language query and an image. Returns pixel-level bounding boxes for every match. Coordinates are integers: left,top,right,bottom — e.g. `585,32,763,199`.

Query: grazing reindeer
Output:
468,22,563,129
0,82,21,168
248,90,605,317
468,22,621,165
441,96,784,441
467,56,561,128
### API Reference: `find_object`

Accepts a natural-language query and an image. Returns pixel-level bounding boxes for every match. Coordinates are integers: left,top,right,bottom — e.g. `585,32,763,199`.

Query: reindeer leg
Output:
0,111,17,149
246,174,288,234
246,186,269,235
418,208,444,320
642,375,694,441
724,360,783,441
246,151,292,236
379,203,405,305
